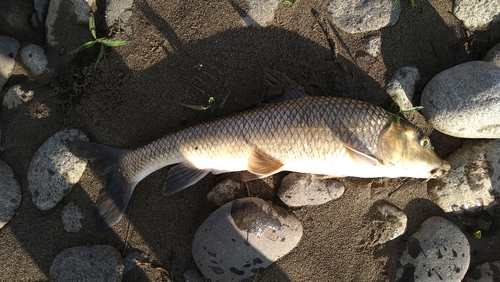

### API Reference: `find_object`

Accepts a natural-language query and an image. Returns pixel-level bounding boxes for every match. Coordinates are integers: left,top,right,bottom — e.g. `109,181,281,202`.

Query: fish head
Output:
378,119,450,179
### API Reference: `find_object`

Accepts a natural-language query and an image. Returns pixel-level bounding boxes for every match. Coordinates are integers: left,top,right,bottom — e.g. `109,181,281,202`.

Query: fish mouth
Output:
429,161,451,178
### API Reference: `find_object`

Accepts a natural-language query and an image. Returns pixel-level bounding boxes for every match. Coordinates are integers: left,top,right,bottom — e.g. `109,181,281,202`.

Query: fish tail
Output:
67,140,132,231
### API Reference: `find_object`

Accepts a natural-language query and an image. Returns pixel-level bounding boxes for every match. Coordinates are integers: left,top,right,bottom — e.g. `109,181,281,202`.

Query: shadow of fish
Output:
68,69,449,231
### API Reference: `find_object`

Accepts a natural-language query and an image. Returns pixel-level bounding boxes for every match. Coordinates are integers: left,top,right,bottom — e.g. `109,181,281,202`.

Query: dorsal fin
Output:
247,148,284,176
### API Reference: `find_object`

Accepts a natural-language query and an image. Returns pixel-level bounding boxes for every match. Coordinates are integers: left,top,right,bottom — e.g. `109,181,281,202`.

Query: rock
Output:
20,44,49,76
207,179,245,207
105,0,134,35
3,84,35,109
192,197,303,281
396,217,470,282
183,267,205,282
421,61,500,138
453,0,500,31
463,261,500,282
368,202,407,245
242,0,280,27
0,0,35,40
278,173,345,207
0,160,22,229
483,42,500,67
427,139,500,213
366,36,381,57
28,128,88,210
50,245,123,282
0,36,20,91
34,0,50,25
123,252,147,275
61,201,83,232
327,0,401,34
46,0,92,48
386,66,420,113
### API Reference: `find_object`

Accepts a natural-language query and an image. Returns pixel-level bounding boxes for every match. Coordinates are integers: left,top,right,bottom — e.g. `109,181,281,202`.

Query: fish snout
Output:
429,160,451,178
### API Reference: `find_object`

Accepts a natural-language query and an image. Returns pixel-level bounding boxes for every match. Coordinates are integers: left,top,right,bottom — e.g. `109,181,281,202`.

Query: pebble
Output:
28,128,88,210
50,245,123,282
192,197,303,281
421,61,500,138
386,66,420,113
183,267,205,282
61,201,83,233
0,36,20,91
46,0,92,47
396,217,470,282
369,202,407,245
2,84,35,109
123,252,148,275
483,42,500,67
20,44,49,76
327,0,401,34
243,0,280,27
0,160,22,229
427,139,500,213
207,179,245,207
277,173,345,207
366,36,381,57
453,0,500,30
33,0,50,26
463,261,500,282
105,0,133,35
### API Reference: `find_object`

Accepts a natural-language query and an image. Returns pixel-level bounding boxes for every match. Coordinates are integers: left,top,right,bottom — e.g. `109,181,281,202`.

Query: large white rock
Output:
453,0,500,30
192,197,303,281
421,61,500,138
0,159,22,229
28,128,88,210
427,139,500,213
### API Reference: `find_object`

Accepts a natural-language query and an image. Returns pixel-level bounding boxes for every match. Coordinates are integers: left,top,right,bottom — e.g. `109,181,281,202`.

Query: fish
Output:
68,68,450,231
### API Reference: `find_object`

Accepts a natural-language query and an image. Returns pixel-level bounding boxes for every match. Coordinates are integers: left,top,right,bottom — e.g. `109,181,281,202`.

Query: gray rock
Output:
368,202,407,245
20,44,49,76
427,139,500,213
327,0,401,34
50,245,123,282
463,261,500,282
61,201,83,232
242,0,280,27
483,42,500,67
453,0,500,31
3,84,35,109
105,0,134,30
396,217,470,282
386,66,420,113
34,0,50,24
28,128,88,210
46,0,92,47
0,160,22,229
192,197,303,281
366,36,381,57
183,267,205,282
421,61,500,138
278,173,345,207
207,179,245,207
123,252,147,275
0,36,20,91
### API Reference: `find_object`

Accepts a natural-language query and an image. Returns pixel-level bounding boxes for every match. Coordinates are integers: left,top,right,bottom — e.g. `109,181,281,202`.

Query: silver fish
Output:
68,69,449,230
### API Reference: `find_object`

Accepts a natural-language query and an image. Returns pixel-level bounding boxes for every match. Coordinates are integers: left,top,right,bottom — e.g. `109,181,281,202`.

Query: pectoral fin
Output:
162,163,210,196
247,149,284,176
342,142,382,166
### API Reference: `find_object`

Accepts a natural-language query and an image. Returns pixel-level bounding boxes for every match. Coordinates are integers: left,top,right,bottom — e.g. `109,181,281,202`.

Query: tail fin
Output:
67,141,133,231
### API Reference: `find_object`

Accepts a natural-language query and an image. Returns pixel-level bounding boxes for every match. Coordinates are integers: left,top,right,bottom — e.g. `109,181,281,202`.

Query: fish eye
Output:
420,137,430,148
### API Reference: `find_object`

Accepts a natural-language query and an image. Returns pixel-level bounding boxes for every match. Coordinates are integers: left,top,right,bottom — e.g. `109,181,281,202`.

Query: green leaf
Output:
474,230,482,239
179,103,212,111
98,39,131,47
68,40,97,54
89,13,97,39
94,44,106,69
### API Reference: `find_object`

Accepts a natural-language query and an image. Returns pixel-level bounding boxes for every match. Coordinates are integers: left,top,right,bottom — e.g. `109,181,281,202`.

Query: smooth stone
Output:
207,179,245,207
427,139,500,213
50,245,123,281
61,201,83,232
366,35,381,57
421,61,500,138
34,0,50,24
369,202,407,245
20,44,49,76
463,261,500,282
3,84,35,109
0,36,20,91
386,66,420,112
123,252,147,275
183,267,205,282
28,128,88,210
278,173,345,207
0,159,22,229
453,0,500,30
483,42,500,67
396,217,470,282
243,0,280,27
105,0,134,29
192,197,303,281
327,0,401,34
46,0,92,47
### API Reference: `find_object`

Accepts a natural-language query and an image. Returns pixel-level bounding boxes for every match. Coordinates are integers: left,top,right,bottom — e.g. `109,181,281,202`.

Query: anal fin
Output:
162,163,210,196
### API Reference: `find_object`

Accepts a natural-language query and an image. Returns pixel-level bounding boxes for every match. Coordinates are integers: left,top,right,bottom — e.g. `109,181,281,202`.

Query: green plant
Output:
174,73,228,114
394,0,416,8
393,92,423,123
282,0,299,7
69,13,130,68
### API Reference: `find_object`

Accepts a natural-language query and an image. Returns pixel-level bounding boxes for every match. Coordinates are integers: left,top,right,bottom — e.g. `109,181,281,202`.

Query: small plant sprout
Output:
174,75,229,114
393,91,423,124
473,230,482,239
282,0,299,7
69,13,130,68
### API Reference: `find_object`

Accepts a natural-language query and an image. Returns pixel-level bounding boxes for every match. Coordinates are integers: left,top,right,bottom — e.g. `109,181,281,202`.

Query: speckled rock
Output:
484,42,500,67
386,66,420,113
105,0,133,35
463,261,500,282
366,35,381,57
20,44,49,76
123,252,147,275
421,61,500,138
207,179,245,207
453,0,500,30
61,201,83,232
242,0,280,27
368,202,407,245
0,160,22,229
192,197,303,281
0,36,20,91
278,173,345,207
396,217,470,282
3,84,35,109
50,245,123,282
427,139,500,213
28,128,88,210
327,0,401,33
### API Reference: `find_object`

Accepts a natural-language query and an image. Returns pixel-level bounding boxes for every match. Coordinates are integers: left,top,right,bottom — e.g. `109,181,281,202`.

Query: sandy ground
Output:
1,0,500,281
